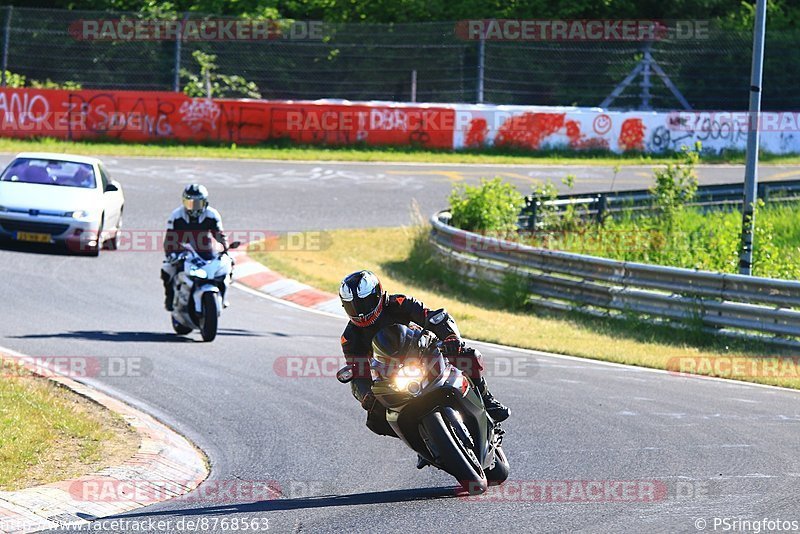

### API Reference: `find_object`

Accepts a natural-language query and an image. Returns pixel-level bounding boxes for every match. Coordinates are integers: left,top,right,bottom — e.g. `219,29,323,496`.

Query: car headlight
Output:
68,210,91,220
189,268,208,279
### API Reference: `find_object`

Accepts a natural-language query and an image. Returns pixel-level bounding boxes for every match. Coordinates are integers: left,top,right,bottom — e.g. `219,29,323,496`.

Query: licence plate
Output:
16,231,51,243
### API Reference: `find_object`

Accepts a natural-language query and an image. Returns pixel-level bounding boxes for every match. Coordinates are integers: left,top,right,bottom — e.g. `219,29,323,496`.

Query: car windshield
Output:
0,158,96,189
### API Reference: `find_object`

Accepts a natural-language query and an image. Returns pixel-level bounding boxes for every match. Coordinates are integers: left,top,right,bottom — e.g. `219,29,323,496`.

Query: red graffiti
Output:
495,112,565,149
493,113,609,151
574,137,610,150
618,118,645,151
0,88,455,149
565,120,581,145
465,118,488,147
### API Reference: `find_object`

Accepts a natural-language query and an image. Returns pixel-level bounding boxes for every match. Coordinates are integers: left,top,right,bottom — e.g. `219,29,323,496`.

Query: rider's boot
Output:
475,377,510,422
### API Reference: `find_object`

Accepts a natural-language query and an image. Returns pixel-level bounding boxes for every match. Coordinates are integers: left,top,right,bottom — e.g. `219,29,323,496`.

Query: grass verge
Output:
0,358,139,490
250,225,800,390
0,137,798,165
528,201,800,280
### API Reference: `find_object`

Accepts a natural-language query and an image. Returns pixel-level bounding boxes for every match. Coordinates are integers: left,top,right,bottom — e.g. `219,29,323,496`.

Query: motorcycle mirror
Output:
229,241,241,250
336,365,354,384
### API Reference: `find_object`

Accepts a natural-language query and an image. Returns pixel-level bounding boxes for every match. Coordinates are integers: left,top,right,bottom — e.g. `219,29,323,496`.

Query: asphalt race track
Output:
1,155,798,533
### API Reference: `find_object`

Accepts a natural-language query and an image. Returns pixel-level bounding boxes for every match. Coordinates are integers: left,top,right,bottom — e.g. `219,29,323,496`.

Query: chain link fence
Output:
3,6,800,111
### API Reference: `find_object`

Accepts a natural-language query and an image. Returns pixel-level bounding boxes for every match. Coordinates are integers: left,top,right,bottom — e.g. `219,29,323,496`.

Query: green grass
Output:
249,225,800,390
528,201,800,280
1,136,799,165
0,359,139,490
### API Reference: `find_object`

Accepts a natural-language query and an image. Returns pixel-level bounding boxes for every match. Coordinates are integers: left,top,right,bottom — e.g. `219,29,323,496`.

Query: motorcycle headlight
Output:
189,268,208,279
392,360,424,394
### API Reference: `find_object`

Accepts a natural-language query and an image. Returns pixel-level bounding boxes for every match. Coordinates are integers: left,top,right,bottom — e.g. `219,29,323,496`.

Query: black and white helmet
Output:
182,184,209,219
339,270,385,327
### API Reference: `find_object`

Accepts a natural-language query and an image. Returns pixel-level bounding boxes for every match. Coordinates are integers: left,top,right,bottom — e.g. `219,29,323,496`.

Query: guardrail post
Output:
528,201,538,230
596,194,608,224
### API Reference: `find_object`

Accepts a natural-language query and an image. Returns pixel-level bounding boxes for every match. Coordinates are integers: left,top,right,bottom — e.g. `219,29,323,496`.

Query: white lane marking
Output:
260,278,310,297
235,282,342,319
232,261,268,279
728,398,760,404
232,283,800,395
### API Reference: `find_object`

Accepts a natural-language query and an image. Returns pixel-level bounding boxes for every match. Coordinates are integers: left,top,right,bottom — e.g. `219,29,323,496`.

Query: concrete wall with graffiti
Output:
0,88,455,149
452,104,800,154
1,88,798,154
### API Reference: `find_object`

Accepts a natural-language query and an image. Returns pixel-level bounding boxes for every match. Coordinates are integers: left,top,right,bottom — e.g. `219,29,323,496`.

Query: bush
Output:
1,70,81,90
181,50,261,99
649,143,700,232
448,177,525,233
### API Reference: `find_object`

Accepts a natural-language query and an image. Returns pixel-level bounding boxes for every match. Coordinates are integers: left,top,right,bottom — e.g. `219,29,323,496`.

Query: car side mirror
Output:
104,181,119,192
337,365,354,384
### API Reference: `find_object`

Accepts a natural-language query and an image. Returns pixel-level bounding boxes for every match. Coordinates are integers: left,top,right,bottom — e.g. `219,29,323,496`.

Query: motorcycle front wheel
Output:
421,410,487,495
200,292,219,342
486,446,510,485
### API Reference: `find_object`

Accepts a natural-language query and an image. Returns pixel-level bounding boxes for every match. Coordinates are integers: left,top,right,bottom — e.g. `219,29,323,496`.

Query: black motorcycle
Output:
338,328,509,494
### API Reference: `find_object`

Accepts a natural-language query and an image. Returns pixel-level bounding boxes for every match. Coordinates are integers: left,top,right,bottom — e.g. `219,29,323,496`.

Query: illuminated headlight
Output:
392,361,423,394
189,268,208,279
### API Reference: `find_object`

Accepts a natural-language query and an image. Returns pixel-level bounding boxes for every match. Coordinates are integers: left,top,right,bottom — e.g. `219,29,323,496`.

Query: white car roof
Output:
13,152,105,166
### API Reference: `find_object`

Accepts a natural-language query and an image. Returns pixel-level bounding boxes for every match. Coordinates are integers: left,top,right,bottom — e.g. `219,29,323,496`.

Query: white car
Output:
0,152,124,256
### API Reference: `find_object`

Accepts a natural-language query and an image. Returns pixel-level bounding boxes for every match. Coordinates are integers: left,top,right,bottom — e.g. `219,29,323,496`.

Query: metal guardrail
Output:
431,211,800,345
520,179,800,229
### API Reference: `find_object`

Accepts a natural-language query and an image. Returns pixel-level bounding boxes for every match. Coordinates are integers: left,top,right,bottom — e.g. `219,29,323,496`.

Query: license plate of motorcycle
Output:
16,231,51,243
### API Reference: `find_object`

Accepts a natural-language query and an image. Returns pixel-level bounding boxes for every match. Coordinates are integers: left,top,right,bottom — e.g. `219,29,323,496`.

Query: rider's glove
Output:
442,336,463,357
360,391,378,412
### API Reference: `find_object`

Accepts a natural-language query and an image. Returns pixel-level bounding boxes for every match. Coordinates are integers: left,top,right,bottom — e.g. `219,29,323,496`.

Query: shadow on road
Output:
9,328,276,342
102,486,458,520
0,240,75,257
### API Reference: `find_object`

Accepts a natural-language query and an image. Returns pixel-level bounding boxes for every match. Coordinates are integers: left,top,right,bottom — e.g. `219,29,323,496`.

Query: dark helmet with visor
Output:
339,270,385,327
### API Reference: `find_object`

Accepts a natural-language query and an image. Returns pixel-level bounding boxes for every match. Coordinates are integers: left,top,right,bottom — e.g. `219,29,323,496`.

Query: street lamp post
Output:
738,0,768,275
